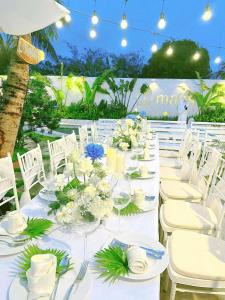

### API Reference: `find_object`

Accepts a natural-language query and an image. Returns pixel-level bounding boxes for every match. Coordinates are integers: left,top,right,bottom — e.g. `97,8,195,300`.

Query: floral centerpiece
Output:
112,111,147,151
48,144,113,223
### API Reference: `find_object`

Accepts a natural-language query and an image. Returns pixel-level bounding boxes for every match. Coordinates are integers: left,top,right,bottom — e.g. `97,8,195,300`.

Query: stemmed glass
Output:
73,218,100,261
112,175,131,233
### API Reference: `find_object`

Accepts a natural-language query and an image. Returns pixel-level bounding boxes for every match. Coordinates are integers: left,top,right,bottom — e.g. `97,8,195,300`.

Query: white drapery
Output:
0,0,70,35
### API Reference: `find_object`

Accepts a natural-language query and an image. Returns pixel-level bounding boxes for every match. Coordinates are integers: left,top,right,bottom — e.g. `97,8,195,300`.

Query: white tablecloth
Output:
0,139,160,300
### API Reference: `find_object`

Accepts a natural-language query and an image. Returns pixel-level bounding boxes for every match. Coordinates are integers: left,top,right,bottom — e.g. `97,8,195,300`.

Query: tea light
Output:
4,210,27,234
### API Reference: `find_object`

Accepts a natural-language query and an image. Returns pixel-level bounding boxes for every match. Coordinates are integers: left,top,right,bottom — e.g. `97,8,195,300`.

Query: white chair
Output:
160,141,202,182
160,129,193,169
90,123,98,143
48,137,67,175
167,230,225,300
17,145,45,205
79,125,88,152
160,147,222,203
0,153,19,210
64,131,78,157
160,157,225,244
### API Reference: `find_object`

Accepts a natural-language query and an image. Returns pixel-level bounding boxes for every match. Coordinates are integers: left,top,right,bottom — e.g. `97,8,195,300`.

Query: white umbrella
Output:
0,0,70,35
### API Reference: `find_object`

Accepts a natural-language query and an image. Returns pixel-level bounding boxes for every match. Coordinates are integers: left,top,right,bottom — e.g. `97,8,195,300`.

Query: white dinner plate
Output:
138,155,155,162
9,259,92,300
39,189,57,202
102,233,168,281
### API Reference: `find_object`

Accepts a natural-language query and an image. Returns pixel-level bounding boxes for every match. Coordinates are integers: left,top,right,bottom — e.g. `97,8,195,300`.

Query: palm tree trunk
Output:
0,34,31,158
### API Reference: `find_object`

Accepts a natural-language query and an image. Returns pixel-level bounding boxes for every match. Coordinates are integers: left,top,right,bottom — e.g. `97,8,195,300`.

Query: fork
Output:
67,260,89,300
0,239,27,247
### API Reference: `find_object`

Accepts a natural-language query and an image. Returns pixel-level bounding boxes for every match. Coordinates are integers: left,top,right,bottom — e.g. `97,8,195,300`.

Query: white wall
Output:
1,75,225,117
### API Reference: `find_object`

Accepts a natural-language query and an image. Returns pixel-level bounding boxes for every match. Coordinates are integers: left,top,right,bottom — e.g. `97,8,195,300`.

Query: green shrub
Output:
194,105,225,123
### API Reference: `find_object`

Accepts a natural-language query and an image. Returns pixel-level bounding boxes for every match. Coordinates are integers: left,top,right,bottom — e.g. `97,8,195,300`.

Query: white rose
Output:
84,184,97,198
97,180,111,193
56,206,73,224
126,119,134,127
88,197,104,219
67,189,78,200
55,174,65,190
119,142,129,151
79,158,93,175
103,199,114,217
69,150,80,164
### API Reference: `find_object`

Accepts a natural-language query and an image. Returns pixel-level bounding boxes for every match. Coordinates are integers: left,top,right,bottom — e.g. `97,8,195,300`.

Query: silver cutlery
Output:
0,234,29,242
67,260,89,300
50,256,70,300
0,239,27,247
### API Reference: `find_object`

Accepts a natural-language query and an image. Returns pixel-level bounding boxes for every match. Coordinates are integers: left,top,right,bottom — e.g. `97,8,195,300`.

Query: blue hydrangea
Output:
126,114,137,120
85,143,104,161
139,110,147,118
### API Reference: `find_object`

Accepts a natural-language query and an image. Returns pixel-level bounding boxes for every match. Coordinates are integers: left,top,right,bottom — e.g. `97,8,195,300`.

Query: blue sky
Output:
54,0,225,70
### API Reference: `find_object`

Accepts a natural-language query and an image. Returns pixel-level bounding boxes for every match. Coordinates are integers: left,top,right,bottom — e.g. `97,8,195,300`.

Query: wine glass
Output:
112,176,131,233
73,218,100,261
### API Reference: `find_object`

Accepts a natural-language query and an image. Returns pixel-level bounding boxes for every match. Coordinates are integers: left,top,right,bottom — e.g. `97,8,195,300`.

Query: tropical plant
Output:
0,16,61,157
0,35,14,75
74,69,112,106
21,218,53,240
185,72,225,114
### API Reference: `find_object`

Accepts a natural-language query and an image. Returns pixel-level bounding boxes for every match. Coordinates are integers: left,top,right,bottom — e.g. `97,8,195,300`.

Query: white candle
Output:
143,148,150,160
133,188,145,209
140,165,149,178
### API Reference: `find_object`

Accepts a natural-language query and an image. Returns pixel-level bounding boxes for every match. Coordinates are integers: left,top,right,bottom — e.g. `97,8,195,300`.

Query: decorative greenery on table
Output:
127,171,141,179
48,178,83,216
17,244,73,280
21,218,53,240
94,246,129,282
113,202,142,216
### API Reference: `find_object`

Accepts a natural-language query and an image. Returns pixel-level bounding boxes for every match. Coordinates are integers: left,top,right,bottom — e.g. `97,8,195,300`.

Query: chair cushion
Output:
161,181,202,200
160,167,183,181
162,201,217,230
160,150,180,158
160,158,182,169
169,230,225,280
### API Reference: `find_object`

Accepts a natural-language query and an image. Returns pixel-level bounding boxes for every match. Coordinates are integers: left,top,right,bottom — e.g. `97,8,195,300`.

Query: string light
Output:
166,46,174,56
121,15,128,29
202,3,213,21
151,43,158,53
214,56,222,64
158,0,166,30
158,12,166,29
55,20,63,29
91,10,99,25
121,38,128,47
65,14,71,23
193,51,201,61
90,29,97,38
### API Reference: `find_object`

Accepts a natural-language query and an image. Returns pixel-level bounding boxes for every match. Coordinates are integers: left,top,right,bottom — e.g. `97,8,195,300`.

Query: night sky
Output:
54,0,225,69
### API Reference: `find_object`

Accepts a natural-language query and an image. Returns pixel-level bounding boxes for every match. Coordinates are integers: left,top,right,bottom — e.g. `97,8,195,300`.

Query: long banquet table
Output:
0,139,161,300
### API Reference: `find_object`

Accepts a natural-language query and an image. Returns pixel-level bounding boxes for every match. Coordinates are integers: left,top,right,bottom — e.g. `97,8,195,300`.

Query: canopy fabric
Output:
0,0,70,35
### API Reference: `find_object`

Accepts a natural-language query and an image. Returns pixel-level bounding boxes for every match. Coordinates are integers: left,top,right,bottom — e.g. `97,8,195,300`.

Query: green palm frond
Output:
17,244,73,280
114,202,142,216
95,246,129,282
21,218,53,239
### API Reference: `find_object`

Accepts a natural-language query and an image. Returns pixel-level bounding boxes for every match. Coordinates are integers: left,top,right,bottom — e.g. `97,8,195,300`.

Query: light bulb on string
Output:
121,14,128,29
151,43,158,53
158,12,166,29
64,14,71,23
214,56,222,64
121,38,128,47
55,20,63,29
91,10,99,25
166,46,174,56
193,51,201,61
202,3,213,21
90,29,97,39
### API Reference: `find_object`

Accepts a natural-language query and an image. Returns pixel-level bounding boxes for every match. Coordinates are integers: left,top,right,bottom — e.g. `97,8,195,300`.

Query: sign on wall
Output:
17,37,45,65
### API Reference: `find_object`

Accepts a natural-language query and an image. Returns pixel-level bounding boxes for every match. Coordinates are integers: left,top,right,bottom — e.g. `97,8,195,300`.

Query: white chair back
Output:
79,126,88,152
90,123,98,143
179,129,192,159
17,145,45,204
48,137,67,175
206,158,225,237
190,147,222,202
0,153,19,209
64,131,78,157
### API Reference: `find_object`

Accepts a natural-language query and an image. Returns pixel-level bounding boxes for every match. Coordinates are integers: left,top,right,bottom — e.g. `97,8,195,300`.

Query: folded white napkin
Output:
126,245,149,274
26,254,57,299
4,210,27,234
